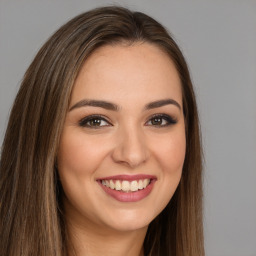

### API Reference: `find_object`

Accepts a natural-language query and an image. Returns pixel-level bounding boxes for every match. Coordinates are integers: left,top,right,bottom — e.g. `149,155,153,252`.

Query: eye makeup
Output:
145,113,177,127
79,114,112,128
78,113,177,129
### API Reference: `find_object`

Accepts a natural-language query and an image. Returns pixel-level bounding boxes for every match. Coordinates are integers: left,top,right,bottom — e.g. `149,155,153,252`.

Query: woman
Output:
0,6,204,256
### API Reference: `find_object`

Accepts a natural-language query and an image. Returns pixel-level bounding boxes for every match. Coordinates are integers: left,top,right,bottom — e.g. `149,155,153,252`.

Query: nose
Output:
111,125,150,168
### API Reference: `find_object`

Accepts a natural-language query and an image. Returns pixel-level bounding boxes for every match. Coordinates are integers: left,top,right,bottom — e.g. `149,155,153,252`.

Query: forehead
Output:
71,42,182,106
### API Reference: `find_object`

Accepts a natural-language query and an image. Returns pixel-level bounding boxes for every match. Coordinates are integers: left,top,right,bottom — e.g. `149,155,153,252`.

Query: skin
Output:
57,42,186,256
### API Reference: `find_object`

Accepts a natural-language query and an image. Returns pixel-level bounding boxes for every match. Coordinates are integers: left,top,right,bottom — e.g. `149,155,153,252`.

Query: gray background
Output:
0,0,256,255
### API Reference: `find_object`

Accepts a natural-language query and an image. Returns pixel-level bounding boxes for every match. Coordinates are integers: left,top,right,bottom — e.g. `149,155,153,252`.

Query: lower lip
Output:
98,180,156,202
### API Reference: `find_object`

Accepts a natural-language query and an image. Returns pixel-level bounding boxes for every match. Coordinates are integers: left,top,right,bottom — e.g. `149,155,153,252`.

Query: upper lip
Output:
97,174,157,181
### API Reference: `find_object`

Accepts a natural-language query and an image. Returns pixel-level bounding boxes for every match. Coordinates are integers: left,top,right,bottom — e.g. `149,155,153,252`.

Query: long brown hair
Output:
0,6,204,256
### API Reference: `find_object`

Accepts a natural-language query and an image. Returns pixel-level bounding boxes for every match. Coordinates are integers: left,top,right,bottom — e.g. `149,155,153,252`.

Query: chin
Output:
101,208,156,232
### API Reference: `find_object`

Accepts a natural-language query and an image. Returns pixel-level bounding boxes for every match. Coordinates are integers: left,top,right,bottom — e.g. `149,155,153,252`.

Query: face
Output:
57,43,186,232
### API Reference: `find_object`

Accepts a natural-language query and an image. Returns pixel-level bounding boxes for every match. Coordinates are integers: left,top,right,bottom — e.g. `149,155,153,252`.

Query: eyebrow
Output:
69,99,119,111
69,98,181,112
144,99,181,111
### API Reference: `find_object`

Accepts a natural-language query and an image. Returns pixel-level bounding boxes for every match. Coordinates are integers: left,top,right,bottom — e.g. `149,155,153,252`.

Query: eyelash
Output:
78,114,177,129
145,114,177,127
79,115,110,128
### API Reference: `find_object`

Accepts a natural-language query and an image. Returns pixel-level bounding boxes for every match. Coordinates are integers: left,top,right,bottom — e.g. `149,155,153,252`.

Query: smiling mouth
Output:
97,175,156,202
101,179,151,192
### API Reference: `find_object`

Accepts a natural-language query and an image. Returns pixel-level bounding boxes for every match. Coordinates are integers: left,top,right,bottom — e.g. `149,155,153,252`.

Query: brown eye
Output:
151,117,163,125
79,115,111,128
146,114,177,127
89,118,103,126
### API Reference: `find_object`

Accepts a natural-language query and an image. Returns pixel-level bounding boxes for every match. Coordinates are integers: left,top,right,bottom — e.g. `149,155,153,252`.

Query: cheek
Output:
163,140,185,172
160,140,185,192
153,130,186,174
146,130,186,218
57,131,108,176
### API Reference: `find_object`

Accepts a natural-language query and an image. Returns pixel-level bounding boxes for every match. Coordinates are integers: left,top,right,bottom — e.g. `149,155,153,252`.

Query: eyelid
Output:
145,113,177,127
78,113,177,129
79,114,112,128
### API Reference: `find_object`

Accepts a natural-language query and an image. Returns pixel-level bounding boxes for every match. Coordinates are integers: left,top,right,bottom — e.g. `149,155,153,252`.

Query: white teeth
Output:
105,180,110,188
130,180,138,191
109,180,115,189
138,180,143,189
122,181,130,192
143,179,150,188
101,178,151,192
115,180,121,190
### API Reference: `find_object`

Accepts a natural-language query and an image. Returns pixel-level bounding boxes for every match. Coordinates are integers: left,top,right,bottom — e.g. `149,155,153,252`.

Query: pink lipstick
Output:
97,174,157,202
